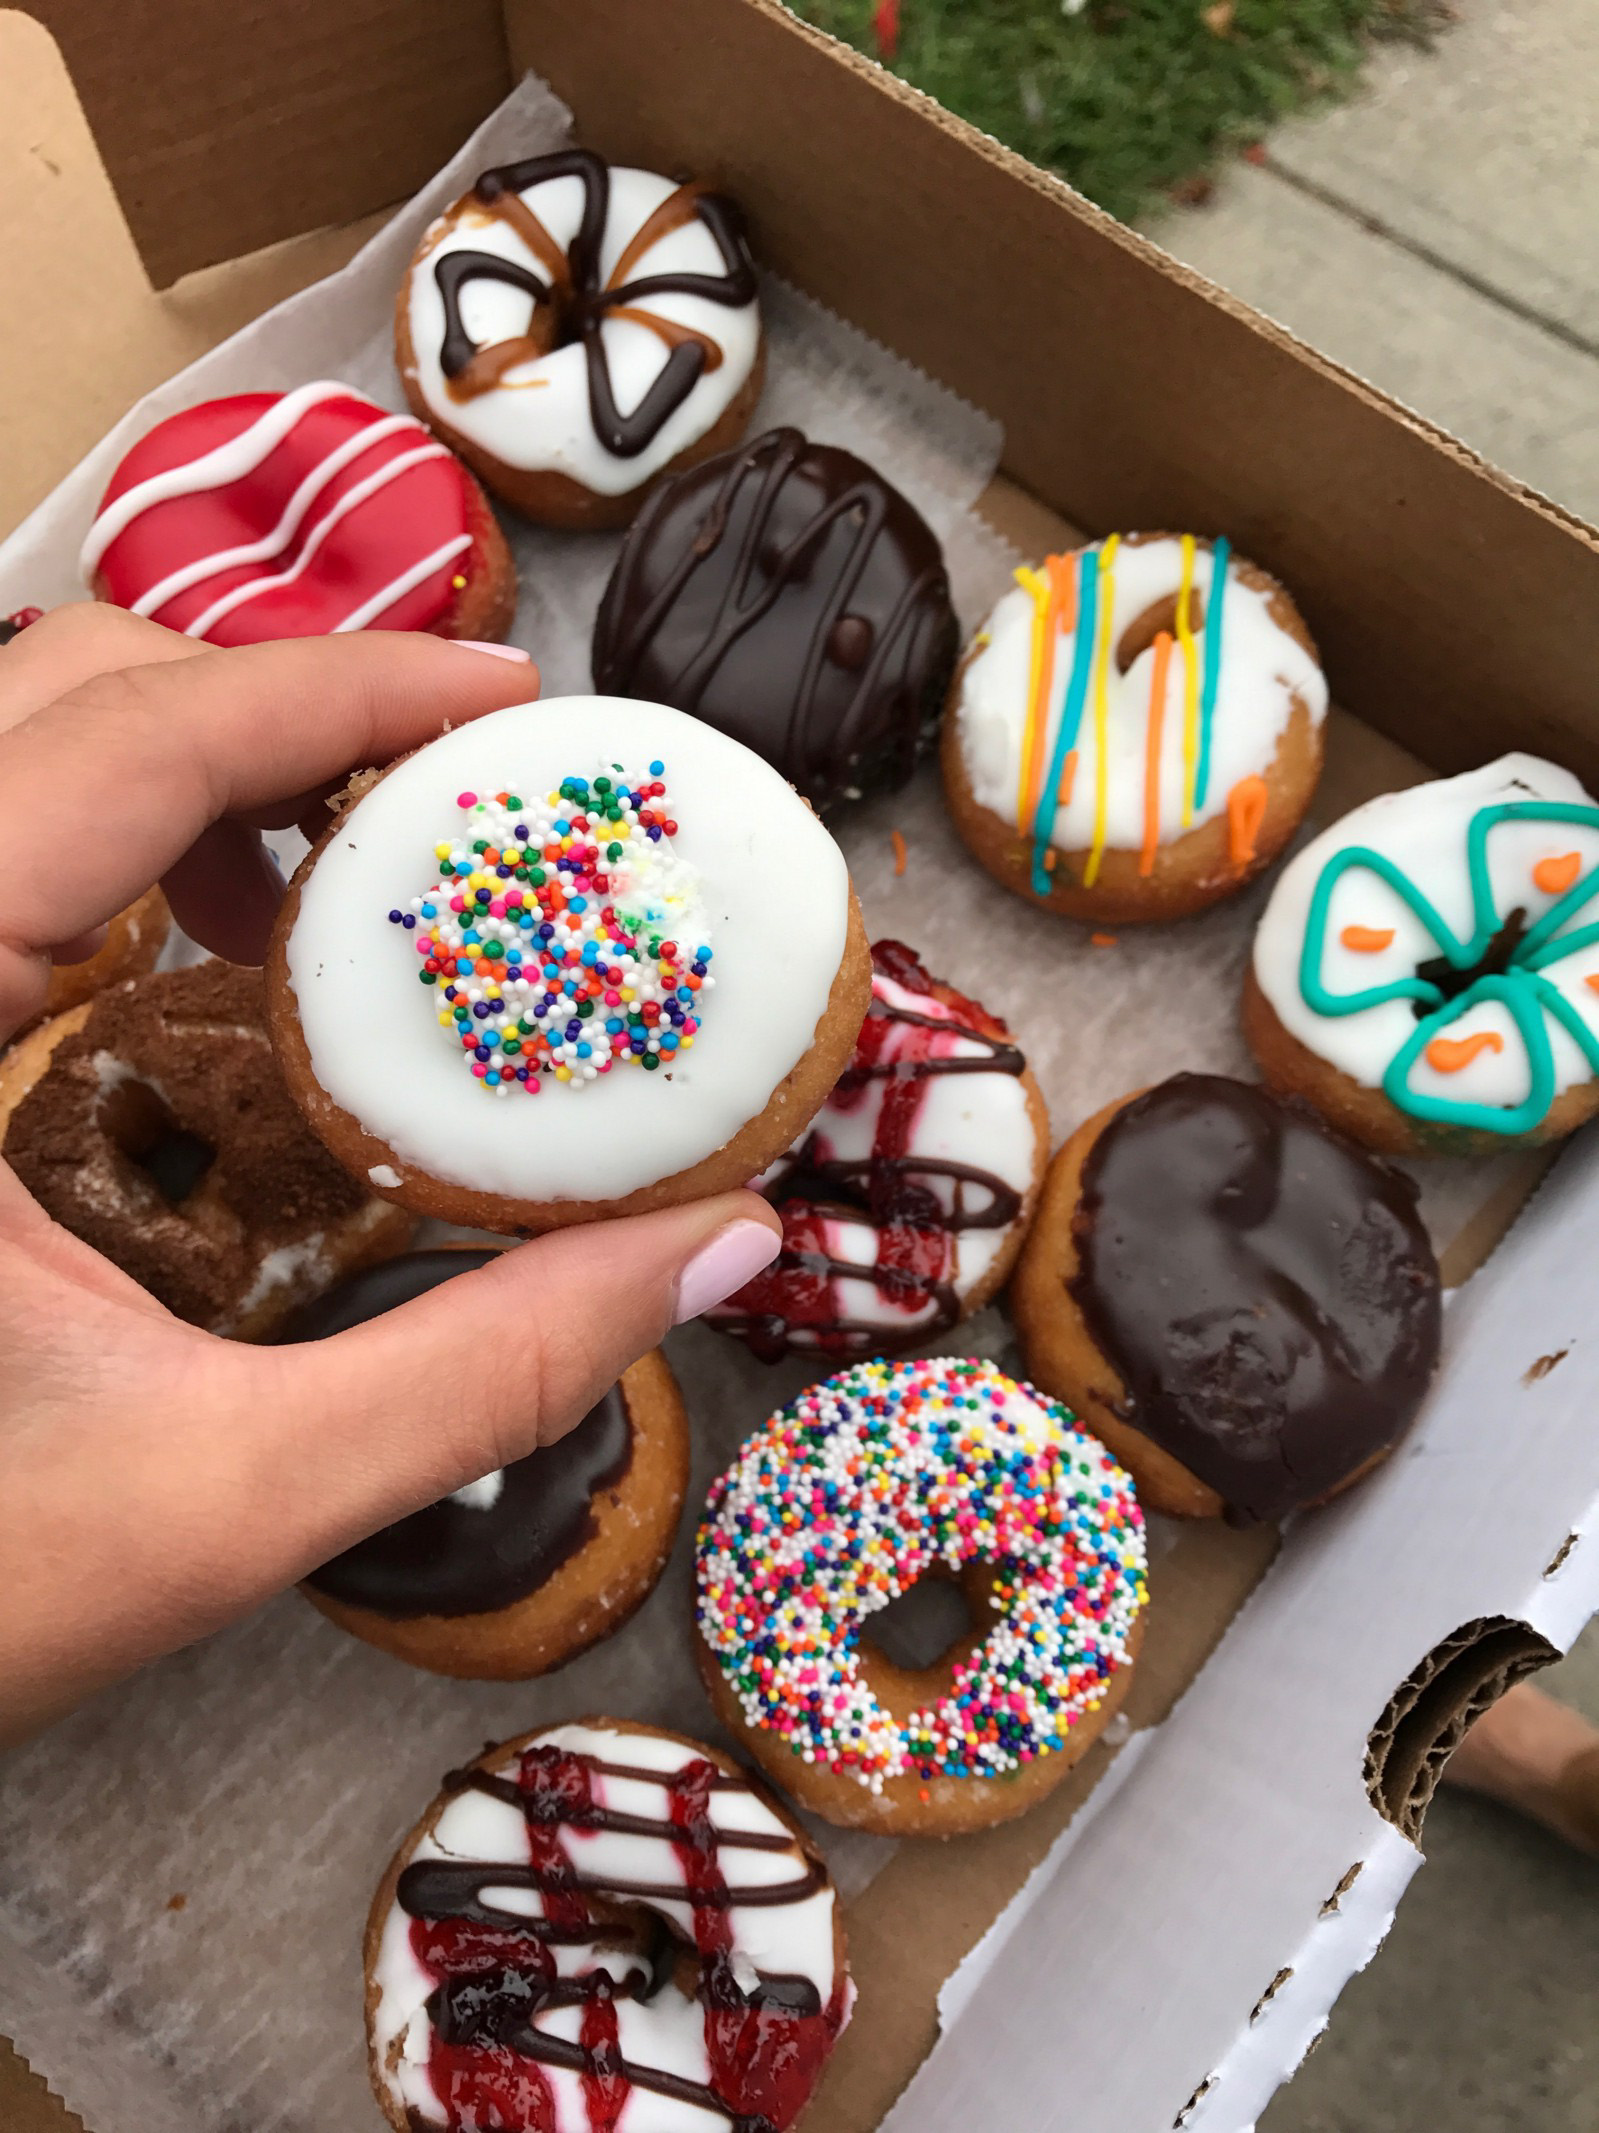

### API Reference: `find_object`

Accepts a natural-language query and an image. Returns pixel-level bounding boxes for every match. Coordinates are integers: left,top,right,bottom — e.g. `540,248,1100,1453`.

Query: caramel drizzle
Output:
433,150,755,458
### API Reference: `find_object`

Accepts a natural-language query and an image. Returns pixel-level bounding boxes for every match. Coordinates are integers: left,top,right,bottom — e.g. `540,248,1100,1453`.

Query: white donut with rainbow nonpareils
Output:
943,532,1327,922
1249,753,1599,1149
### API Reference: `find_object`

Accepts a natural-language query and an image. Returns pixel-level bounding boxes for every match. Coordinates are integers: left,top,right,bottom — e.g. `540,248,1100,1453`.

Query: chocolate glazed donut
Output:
1015,1073,1442,1521
289,1250,690,1676
592,427,958,811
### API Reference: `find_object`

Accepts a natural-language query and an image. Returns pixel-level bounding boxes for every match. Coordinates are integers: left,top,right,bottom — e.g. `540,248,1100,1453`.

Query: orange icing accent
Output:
1425,1031,1505,1074
1587,975,1599,995
1340,925,1396,953
1534,851,1582,894
890,828,908,877
1058,751,1078,806
1090,932,1118,948
1017,553,1078,833
1226,774,1269,869
1139,631,1173,878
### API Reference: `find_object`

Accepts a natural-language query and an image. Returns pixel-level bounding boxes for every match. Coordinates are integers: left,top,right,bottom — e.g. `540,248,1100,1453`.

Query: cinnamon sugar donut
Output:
943,534,1326,923
288,1249,689,1679
81,382,515,644
366,1718,850,2133
397,150,764,529
706,940,1048,1361
23,885,171,1033
0,961,412,1337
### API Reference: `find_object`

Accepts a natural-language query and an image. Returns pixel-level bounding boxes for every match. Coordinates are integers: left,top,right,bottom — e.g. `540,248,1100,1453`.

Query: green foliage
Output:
788,0,1446,224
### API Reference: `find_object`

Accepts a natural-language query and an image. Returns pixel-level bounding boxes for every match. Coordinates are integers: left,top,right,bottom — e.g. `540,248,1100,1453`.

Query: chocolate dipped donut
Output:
592,428,958,811
706,939,1048,1360
266,695,871,1233
289,1249,689,1678
397,150,764,529
1013,1073,1442,1520
0,961,412,1337
696,1357,1147,1836
943,534,1326,922
81,382,514,643
365,1717,850,2133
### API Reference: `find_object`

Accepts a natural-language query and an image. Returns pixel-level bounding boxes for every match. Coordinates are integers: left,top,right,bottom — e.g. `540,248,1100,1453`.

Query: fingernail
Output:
673,1219,781,1325
448,639,531,662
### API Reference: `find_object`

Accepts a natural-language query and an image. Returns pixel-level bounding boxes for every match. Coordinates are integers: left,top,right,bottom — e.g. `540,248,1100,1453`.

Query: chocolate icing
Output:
290,1251,634,1618
1071,1073,1441,1521
592,427,958,811
434,148,756,459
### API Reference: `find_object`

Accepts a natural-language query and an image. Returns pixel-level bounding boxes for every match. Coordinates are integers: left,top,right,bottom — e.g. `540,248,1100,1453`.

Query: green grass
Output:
788,0,1449,225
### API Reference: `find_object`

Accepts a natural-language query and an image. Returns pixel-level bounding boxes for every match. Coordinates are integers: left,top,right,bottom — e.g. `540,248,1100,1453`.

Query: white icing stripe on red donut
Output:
83,383,481,645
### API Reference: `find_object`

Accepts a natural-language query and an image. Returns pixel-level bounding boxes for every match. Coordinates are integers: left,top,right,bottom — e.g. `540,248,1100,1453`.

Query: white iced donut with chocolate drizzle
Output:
398,149,764,529
1246,753,1599,1154
364,1718,850,2133
706,939,1048,1360
265,695,871,1232
942,533,1328,924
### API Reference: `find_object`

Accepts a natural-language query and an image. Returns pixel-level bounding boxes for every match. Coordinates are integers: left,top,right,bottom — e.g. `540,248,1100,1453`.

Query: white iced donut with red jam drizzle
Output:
707,939,1048,1361
365,1719,850,2133
1248,753,1599,1151
944,533,1327,922
266,695,869,1231
80,382,514,644
398,149,763,527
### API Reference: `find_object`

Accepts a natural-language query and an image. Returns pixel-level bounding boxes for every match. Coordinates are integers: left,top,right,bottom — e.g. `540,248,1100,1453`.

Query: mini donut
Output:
695,1357,1147,1837
80,382,515,644
397,149,764,530
0,961,412,1337
286,1248,689,1678
942,533,1327,923
1247,752,1599,1154
592,427,958,811
22,885,171,1033
365,1716,850,2133
0,605,43,643
265,695,871,1234
1013,1073,1442,1522
706,939,1048,1361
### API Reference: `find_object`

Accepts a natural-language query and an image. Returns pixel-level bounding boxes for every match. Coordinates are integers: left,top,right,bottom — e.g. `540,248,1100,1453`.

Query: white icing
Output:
1254,753,1599,1111
284,697,851,1205
369,1721,841,2133
227,1234,328,1327
404,166,761,498
710,964,1037,1340
448,1469,504,1511
954,535,1327,853
367,1163,403,1189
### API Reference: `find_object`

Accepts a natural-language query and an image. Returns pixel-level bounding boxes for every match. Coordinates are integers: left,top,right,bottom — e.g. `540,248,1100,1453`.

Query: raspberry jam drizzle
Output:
397,1744,844,2132
717,940,1026,1360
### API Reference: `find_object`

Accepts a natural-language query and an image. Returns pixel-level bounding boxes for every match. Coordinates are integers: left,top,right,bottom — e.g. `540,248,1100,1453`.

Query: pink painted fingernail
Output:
448,639,531,661
673,1219,781,1324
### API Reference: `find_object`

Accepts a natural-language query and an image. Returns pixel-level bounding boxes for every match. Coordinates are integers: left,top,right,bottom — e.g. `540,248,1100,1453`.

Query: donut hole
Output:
1117,588,1206,673
866,1569,976,1672
101,1078,216,1206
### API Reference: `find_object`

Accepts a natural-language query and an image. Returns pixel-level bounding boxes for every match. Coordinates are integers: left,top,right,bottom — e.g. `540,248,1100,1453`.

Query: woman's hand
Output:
0,608,780,1745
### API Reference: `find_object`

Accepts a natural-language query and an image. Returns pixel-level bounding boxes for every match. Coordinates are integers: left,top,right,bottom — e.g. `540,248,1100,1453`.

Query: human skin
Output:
0,608,778,1745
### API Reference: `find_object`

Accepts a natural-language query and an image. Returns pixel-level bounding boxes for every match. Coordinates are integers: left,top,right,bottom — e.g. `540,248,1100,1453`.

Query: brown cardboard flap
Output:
1364,1615,1558,1841
496,0,1599,798
18,0,511,287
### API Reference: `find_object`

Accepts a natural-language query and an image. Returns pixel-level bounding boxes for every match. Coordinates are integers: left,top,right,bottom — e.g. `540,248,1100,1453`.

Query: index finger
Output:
0,631,537,1035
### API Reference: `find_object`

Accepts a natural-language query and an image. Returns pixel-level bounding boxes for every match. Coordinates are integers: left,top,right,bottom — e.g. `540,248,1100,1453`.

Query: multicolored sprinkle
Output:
695,1357,1147,1790
388,763,713,1096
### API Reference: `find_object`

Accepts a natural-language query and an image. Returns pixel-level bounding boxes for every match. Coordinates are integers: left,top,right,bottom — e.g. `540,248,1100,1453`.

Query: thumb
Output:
245,1191,781,1585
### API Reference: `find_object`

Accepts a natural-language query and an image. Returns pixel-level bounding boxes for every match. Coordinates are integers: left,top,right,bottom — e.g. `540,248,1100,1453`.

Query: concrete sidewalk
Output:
1139,5,1599,2126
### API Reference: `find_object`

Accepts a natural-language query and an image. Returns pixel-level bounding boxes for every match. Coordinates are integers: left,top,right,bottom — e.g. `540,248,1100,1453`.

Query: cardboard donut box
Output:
4,1,1599,2129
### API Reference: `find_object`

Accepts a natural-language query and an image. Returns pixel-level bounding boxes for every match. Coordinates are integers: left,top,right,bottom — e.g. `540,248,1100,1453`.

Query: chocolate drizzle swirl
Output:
592,428,958,811
715,941,1026,1361
290,1253,633,1618
434,148,757,459
393,1740,843,2133
1070,1073,1442,1521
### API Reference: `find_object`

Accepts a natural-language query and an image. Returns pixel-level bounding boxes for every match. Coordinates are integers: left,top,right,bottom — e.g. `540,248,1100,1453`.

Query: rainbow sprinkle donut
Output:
694,1357,1147,1836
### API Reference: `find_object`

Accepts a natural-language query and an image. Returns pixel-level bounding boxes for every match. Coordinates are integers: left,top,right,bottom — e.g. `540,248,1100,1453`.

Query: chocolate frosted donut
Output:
0,961,411,1338
290,1249,690,1678
1014,1073,1441,1521
592,427,958,811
